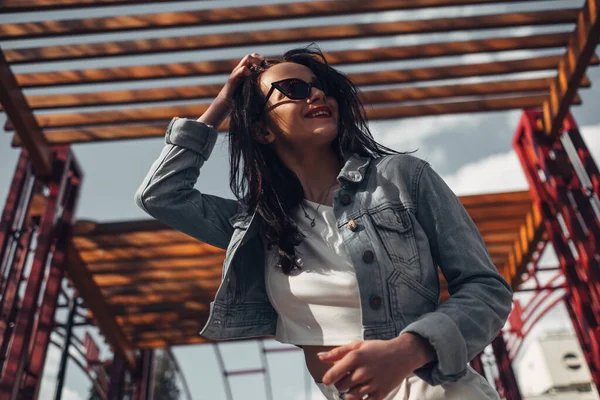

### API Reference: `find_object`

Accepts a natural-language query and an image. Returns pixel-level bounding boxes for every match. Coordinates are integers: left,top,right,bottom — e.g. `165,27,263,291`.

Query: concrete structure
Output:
515,331,599,400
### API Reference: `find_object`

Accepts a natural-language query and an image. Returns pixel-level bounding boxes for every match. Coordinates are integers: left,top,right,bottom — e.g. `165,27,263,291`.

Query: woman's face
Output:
258,62,339,149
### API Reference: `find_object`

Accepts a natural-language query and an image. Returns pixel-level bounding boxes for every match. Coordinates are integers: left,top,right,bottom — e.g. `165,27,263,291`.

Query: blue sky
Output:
1,0,599,399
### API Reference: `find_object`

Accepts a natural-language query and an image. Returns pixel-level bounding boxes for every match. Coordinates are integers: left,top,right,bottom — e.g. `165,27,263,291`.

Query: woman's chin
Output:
310,124,338,137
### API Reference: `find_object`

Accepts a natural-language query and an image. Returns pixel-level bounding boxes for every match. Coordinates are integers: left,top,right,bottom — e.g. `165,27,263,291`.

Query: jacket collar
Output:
337,150,372,185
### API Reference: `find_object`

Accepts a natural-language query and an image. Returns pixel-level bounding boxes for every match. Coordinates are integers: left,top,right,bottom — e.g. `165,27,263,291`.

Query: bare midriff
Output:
302,344,339,383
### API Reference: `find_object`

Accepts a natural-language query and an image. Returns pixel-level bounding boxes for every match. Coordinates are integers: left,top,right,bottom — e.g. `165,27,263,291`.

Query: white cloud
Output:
580,123,600,160
442,150,528,195
370,113,481,152
62,387,84,400
441,123,600,196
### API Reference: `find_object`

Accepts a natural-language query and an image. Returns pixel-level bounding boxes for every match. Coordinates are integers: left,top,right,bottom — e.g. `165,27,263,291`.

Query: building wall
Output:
514,331,598,400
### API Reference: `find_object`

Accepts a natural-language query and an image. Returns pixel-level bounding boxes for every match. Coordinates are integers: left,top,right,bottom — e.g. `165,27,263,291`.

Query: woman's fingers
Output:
344,381,377,400
334,368,370,393
322,350,362,386
220,53,264,98
230,53,263,79
231,53,260,74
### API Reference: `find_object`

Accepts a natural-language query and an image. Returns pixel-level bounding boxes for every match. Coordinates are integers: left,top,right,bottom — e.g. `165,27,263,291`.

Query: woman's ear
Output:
253,121,276,145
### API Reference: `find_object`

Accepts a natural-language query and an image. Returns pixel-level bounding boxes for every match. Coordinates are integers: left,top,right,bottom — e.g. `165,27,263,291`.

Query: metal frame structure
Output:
513,110,600,391
0,146,82,399
0,0,599,399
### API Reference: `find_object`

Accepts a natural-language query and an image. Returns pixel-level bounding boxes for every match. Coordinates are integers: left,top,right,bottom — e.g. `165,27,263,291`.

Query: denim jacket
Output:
135,117,513,386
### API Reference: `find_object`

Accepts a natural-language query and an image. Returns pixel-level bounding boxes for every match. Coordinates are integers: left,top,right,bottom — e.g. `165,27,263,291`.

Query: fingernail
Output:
317,352,329,357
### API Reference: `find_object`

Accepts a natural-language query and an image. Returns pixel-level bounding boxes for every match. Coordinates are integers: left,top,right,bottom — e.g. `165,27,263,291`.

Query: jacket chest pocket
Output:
369,208,421,282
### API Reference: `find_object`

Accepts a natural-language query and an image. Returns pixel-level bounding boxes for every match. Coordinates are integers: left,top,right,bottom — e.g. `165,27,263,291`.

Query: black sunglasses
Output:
262,77,328,109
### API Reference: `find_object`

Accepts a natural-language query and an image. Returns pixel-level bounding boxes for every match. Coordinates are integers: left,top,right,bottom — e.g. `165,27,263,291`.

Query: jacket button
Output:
362,250,374,263
347,219,357,231
340,193,352,205
369,295,382,310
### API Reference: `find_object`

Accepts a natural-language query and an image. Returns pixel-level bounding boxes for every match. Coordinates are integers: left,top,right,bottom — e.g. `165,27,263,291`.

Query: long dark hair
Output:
228,45,400,274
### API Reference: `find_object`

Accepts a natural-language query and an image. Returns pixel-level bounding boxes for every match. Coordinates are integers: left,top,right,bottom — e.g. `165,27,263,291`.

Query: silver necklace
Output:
300,182,337,228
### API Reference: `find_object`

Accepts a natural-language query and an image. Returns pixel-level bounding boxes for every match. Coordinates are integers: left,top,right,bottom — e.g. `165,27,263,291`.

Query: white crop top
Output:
264,199,364,346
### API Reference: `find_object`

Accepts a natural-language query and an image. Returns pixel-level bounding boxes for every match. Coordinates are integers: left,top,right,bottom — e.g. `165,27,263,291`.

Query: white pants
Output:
315,366,500,400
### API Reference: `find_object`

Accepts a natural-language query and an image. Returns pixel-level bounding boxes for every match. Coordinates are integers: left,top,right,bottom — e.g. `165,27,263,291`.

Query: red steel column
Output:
469,353,485,378
134,350,155,400
491,334,522,400
108,353,126,400
0,148,71,400
513,109,600,391
22,158,82,399
0,220,36,367
0,151,30,284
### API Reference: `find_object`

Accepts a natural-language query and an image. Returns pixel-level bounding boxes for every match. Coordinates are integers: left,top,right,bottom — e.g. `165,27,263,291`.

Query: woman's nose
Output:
308,86,326,103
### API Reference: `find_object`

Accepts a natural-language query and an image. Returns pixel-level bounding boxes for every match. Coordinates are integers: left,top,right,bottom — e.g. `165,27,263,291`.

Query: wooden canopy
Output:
67,190,543,349
1,0,597,359
2,0,599,154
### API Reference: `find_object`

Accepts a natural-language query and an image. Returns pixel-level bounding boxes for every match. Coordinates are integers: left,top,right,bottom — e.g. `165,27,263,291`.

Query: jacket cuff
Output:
165,117,218,159
400,312,467,385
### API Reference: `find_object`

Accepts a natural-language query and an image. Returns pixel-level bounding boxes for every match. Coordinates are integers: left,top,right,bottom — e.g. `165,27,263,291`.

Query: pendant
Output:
310,220,316,227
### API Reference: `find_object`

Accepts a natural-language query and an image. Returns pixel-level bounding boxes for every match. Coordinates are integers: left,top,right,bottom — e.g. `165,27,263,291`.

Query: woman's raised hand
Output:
218,53,264,101
198,53,264,127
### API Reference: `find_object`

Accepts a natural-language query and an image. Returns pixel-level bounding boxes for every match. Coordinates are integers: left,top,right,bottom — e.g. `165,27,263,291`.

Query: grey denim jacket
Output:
135,117,513,386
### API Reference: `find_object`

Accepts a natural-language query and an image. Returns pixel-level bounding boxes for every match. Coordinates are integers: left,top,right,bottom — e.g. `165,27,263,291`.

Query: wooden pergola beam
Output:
126,327,209,341
13,32,573,88
3,9,580,64
100,280,220,297
87,257,225,274
136,336,207,349
6,76,571,131
107,291,218,308
66,246,136,370
543,0,600,137
78,243,218,264
0,47,52,178
459,190,534,206
93,267,223,287
0,0,198,13
0,0,554,39
5,54,585,111
367,93,581,119
505,204,546,289
111,299,211,317
11,93,582,146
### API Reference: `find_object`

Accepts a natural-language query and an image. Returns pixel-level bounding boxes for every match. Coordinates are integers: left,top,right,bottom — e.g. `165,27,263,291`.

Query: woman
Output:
135,47,512,400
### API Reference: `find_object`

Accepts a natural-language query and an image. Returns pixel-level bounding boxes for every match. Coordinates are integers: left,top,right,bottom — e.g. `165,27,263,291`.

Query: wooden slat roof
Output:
1,0,598,146
69,190,540,349
0,0,545,34
2,10,581,63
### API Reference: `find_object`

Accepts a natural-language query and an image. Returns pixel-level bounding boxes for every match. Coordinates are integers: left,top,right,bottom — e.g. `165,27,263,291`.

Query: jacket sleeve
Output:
134,117,240,250
400,161,513,385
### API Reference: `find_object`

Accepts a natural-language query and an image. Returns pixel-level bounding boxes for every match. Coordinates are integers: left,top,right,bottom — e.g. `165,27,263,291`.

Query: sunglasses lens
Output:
279,79,310,99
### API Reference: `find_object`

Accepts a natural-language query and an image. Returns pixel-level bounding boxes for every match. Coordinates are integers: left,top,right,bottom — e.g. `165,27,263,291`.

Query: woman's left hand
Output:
318,333,435,400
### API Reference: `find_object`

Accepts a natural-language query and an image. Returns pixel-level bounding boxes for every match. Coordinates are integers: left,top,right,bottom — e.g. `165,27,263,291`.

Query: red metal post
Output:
0,151,30,287
513,109,600,392
134,350,155,400
0,220,36,365
491,334,522,400
469,353,485,377
108,353,126,400
0,147,72,399
22,167,82,399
